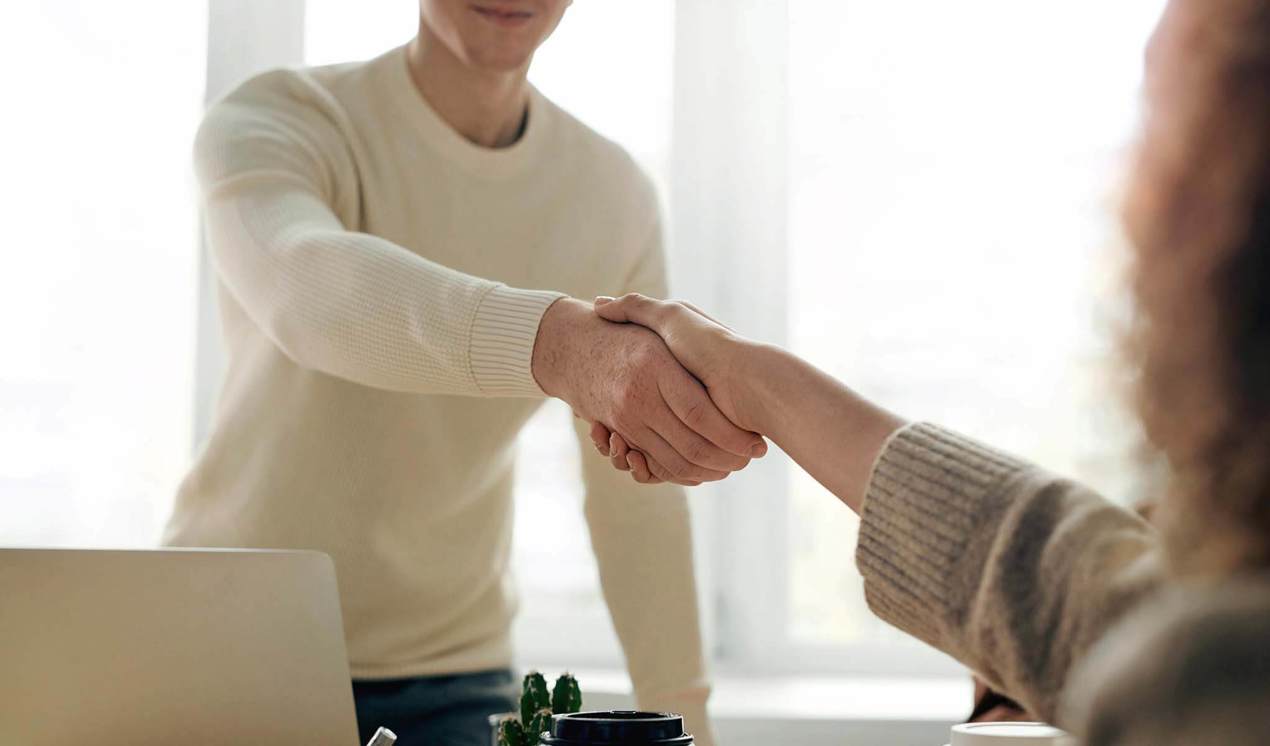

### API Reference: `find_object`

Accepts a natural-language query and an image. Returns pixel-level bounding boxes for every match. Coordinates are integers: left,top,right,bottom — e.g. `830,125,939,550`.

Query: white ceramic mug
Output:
945,722,1075,746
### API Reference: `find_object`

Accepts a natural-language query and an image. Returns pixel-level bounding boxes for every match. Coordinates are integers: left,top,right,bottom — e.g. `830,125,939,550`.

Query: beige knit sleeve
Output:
194,72,562,396
855,423,1164,725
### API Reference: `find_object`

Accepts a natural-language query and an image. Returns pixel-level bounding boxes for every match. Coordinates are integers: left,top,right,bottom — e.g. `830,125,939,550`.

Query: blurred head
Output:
419,0,571,73
1124,0,1270,574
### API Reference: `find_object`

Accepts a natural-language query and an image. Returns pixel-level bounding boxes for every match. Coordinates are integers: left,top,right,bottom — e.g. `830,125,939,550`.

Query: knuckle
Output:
666,461,695,481
682,400,707,429
683,439,710,465
717,428,750,453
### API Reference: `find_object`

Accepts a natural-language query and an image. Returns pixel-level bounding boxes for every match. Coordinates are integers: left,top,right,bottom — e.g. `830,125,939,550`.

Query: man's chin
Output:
464,44,537,74
476,56,534,74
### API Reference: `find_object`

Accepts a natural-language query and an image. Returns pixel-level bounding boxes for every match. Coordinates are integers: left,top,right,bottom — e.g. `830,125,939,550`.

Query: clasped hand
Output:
593,294,763,484
531,297,763,486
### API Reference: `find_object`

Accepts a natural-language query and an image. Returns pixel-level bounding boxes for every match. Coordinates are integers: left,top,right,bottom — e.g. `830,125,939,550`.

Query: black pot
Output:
540,711,694,745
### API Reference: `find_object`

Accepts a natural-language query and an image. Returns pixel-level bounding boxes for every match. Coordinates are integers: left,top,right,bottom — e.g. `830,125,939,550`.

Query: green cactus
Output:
508,671,580,745
551,673,582,715
497,717,525,746
524,706,554,746
521,671,550,729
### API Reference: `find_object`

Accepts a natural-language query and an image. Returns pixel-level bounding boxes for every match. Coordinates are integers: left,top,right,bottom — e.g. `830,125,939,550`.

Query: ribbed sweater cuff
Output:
469,285,565,397
855,422,1031,649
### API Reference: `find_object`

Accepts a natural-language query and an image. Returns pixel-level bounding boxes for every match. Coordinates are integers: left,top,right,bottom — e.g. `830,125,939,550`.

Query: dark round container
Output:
540,711,694,745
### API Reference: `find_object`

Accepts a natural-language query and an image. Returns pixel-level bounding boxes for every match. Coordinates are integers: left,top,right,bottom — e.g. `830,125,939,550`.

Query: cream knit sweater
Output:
163,46,711,726
859,423,1270,743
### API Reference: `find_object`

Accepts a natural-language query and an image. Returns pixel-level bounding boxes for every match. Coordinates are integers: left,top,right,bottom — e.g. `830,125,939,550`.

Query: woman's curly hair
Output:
1125,0,1270,574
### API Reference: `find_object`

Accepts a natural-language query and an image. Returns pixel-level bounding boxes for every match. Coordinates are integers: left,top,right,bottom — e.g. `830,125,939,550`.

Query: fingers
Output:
660,375,767,461
625,450,666,485
675,300,732,331
630,425,726,485
607,430,687,488
609,432,630,472
625,450,651,482
586,314,759,483
646,454,696,486
612,433,676,487
593,293,672,331
650,390,752,471
596,293,732,332
590,421,612,457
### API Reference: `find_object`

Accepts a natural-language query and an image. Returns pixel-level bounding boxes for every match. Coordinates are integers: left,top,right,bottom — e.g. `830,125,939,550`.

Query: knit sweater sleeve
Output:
855,423,1164,725
194,71,563,396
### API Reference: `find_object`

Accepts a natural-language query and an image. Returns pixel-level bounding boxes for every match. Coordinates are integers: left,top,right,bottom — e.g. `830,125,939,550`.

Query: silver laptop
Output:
0,548,361,746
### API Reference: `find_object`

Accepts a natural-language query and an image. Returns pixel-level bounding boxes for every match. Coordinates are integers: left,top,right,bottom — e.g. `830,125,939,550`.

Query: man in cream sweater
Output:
165,1,763,743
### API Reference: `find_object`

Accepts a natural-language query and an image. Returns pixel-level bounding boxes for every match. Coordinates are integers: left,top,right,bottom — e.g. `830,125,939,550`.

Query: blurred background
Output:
0,0,1168,740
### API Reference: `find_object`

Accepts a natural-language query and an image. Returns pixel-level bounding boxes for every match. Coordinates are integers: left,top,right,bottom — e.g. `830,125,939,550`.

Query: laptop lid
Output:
0,548,360,746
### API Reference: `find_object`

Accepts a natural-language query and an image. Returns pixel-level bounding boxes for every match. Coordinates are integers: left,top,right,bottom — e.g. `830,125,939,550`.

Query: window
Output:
0,3,206,548
783,0,1167,660
299,0,1172,678
3,0,1173,691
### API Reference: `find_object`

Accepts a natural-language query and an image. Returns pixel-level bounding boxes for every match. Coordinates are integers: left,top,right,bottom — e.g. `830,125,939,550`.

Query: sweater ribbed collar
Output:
376,44,550,180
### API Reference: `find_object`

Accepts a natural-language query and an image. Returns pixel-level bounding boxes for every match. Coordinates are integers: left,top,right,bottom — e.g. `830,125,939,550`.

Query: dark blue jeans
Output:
353,668,517,745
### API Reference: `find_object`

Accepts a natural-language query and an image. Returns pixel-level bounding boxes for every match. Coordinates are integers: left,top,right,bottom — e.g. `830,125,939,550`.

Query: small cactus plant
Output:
521,671,550,730
525,707,554,744
497,717,525,746
551,673,582,715
506,671,583,746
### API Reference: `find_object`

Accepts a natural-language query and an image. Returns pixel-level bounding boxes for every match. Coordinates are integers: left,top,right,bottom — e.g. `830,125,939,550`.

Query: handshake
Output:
531,294,767,486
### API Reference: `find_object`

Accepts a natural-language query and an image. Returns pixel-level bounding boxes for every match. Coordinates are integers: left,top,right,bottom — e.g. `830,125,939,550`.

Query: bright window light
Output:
785,0,1168,647
0,2,206,548
0,0,1172,678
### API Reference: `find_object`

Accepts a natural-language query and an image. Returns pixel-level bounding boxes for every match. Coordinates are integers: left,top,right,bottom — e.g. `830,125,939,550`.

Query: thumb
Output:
593,293,664,329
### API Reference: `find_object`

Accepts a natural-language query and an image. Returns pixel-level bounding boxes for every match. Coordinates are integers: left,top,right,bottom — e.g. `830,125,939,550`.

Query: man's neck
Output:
406,28,530,149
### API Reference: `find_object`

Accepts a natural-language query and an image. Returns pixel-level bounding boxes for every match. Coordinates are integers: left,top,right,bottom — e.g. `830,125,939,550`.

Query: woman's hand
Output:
588,294,768,483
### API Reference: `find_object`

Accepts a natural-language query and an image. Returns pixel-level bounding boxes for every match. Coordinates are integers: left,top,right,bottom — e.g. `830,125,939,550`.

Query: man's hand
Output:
532,298,765,486
584,294,768,484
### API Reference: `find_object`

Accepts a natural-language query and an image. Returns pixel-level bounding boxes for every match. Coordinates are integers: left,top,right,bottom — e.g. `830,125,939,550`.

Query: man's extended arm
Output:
196,74,760,481
196,79,560,397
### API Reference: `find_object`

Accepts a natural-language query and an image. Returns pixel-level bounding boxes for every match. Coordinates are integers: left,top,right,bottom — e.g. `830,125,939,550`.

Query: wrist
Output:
730,340,790,434
530,296,591,400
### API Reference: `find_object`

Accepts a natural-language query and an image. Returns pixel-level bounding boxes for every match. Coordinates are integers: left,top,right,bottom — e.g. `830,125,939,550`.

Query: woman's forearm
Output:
740,342,907,513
